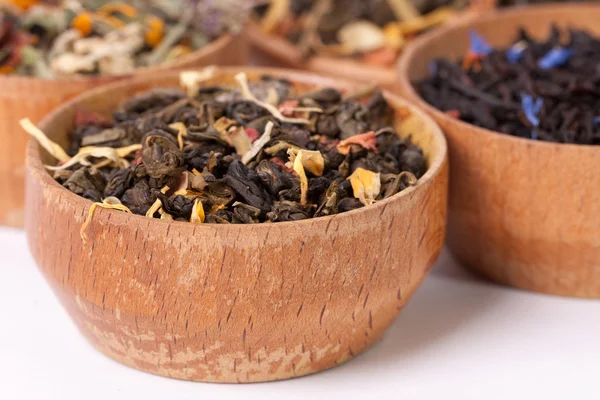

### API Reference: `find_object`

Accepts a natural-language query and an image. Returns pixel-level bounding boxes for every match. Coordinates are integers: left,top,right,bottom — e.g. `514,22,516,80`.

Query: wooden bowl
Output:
0,33,246,228
25,67,448,383
247,1,496,90
397,4,600,298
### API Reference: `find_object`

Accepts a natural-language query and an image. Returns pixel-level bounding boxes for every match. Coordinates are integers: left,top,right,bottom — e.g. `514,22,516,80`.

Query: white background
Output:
1,226,599,400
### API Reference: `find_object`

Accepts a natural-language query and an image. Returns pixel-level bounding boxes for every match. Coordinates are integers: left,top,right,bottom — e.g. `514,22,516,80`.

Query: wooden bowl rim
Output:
397,3,600,152
27,66,447,232
0,33,236,85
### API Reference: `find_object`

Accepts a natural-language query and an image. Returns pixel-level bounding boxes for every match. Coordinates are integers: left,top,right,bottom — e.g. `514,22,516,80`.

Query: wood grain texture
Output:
247,1,496,90
1,33,246,228
397,4,600,298
25,67,448,382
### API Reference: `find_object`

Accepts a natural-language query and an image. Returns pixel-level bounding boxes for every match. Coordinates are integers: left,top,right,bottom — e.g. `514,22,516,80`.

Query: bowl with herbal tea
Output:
0,0,248,228
247,0,494,88
398,4,600,297
25,67,447,382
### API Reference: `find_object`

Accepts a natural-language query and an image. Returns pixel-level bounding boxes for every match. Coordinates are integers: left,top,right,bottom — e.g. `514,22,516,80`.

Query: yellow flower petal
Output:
190,199,205,224
20,118,70,163
80,197,132,242
286,148,324,176
348,168,381,206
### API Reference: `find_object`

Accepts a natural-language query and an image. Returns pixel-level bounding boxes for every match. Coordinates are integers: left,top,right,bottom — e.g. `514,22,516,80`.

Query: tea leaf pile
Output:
25,72,427,230
417,26,600,144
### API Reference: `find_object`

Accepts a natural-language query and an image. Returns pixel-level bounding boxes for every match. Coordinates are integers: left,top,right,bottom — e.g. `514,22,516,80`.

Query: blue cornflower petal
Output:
469,30,493,56
506,40,528,64
521,93,543,128
538,47,574,69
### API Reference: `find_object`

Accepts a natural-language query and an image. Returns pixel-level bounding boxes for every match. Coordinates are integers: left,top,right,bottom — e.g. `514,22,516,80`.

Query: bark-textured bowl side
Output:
397,4,600,298
247,1,496,89
25,67,448,382
1,33,246,228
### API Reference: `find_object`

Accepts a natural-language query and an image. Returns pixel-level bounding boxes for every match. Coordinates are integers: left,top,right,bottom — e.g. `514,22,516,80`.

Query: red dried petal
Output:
337,131,377,155
245,128,260,143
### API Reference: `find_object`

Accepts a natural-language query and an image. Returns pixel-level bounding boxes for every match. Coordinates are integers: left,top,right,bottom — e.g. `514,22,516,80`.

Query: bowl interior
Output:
34,67,446,197
405,4,600,82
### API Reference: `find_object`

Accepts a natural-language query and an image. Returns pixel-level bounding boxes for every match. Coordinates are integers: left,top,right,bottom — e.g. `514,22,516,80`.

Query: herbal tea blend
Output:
416,26,600,144
0,0,246,77
23,71,426,233
254,0,467,66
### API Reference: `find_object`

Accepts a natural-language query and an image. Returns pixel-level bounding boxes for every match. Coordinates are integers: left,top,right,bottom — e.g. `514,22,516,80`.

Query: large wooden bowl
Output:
0,33,246,228
397,4,600,298
25,67,448,383
248,1,495,90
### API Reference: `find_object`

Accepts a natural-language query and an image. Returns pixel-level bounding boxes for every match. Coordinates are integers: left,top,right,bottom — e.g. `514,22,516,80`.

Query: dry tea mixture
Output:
416,26,600,144
23,71,427,235
0,0,247,77
254,0,468,66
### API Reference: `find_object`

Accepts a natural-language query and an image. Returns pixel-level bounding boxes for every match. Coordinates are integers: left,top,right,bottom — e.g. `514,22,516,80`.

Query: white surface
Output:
1,226,599,400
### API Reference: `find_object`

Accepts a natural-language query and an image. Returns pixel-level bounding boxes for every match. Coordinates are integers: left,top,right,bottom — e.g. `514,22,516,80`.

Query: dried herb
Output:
25,70,427,230
416,26,600,145
254,0,467,66
0,0,247,77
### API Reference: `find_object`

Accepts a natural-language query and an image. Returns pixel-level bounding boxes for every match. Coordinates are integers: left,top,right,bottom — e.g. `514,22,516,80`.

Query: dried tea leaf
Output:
142,132,185,179
242,121,274,165
80,197,132,242
337,131,377,155
383,171,417,198
180,67,217,97
348,168,381,206
338,20,386,54
190,198,205,224
235,72,311,125
20,118,70,162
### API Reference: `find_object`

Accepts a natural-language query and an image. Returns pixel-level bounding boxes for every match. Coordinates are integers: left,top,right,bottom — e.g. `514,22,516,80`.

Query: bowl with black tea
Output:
247,0,494,88
25,67,447,382
0,0,248,228
398,4,600,297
